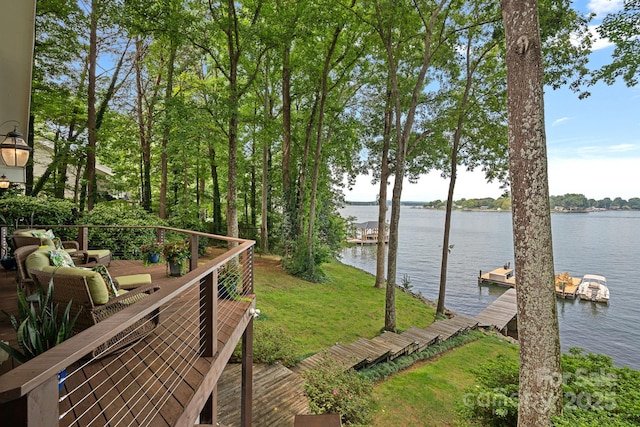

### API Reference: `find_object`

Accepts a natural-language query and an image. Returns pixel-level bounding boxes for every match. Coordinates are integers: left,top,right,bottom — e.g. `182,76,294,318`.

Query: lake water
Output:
339,206,640,370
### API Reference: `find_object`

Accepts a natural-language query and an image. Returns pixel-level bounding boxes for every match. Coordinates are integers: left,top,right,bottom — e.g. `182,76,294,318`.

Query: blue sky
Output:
346,0,639,202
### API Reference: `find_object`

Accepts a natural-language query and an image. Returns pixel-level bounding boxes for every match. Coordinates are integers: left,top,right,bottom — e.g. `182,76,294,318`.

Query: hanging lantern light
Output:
0,127,31,167
0,174,10,189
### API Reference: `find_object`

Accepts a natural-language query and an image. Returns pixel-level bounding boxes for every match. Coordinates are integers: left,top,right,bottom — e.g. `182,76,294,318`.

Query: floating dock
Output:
478,267,516,287
479,267,580,299
554,272,580,299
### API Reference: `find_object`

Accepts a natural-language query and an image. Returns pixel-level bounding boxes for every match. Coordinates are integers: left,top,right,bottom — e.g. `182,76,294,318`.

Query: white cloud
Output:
589,25,615,50
552,117,572,126
344,156,640,203
588,0,624,16
609,143,636,152
548,157,640,199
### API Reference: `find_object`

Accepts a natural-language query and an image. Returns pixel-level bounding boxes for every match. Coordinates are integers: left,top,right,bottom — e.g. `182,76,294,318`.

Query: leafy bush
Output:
302,357,375,425
459,354,519,427
461,347,640,426
283,238,330,283
0,196,78,240
231,320,297,367
553,348,640,426
78,201,166,259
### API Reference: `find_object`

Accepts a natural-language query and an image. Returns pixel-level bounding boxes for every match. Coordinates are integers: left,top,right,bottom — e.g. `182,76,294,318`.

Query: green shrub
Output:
302,357,375,425
0,196,78,240
459,354,519,427
461,347,640,426
231,320,298,367
78,201,166,258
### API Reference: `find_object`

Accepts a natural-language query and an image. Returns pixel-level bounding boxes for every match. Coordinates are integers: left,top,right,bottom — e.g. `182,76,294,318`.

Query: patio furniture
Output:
14,245,88,293
114,273,152,290
11,228,79,252
28,268,160,358
11,228,112,266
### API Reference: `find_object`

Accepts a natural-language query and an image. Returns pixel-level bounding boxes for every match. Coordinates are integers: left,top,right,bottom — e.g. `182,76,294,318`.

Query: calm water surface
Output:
340,206,640,370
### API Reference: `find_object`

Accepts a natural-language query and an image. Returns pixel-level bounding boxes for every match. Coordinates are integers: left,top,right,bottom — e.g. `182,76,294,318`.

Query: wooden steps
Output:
217,363,309,427
401,327,440,350
295,314,477,374
370,331,419,359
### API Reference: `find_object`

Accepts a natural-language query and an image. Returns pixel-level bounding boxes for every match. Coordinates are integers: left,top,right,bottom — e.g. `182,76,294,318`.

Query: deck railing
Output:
0,225,255,427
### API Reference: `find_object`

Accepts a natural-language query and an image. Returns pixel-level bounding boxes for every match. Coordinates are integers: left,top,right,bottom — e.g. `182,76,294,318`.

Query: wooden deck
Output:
474,288,518,334
0,257,257,426
555,274,580,299
478,267,516,287
480,268,581,301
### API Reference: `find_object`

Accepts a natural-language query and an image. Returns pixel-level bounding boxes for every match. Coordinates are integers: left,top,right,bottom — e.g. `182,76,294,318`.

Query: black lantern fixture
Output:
0,174,9,189
0,127,31,167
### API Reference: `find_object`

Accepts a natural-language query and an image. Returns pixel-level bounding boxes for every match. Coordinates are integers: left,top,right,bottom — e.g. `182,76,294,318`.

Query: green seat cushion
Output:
114,274,152,290
38,266,110,305
86,249,111,259
25,248,53,273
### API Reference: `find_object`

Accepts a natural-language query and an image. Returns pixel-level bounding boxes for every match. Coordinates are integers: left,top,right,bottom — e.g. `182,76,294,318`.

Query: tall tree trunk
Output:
86,0,98,211
437,157,457,316
209,142,223,235
296,92,319,240
250,140,257,231
135,37,151,212
160,43,176,219
306,27,341,276
135,37,154,212
281,41,293,247
261,60,270,252
375,86,392,289
375,0,446,333
502,0,562,425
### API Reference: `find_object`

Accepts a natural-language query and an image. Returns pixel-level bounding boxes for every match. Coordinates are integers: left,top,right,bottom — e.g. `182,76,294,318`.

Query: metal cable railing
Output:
0,225,255,427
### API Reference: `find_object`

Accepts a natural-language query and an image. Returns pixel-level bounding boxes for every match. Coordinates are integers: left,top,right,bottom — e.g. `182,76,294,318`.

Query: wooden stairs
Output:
293,314,479,374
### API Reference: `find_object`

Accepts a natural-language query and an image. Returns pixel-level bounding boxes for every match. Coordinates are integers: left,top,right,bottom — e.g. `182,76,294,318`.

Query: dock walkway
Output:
474,288,518,334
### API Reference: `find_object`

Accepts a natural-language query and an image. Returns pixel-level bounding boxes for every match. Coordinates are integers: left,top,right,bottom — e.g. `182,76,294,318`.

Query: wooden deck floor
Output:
474,288,518,332
0,260,257,426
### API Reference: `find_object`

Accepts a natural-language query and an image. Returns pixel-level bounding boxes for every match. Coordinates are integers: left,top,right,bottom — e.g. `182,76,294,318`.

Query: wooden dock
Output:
478,267,516,287
480,268,581,300
474,288,518,335
555,272,580,299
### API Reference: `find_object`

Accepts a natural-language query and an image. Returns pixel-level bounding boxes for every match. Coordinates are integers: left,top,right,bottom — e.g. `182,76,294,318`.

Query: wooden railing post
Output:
1,225,8,258
0,375,58,426
156,227,165,244
77,226,88,251
190,234,198,272
200,271,217,357
241,317,254,427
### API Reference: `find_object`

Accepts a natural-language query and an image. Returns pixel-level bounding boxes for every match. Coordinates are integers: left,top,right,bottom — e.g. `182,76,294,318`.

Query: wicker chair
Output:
28,268,160,358
15,245,89,294
11,228,111,266
11,229,80,252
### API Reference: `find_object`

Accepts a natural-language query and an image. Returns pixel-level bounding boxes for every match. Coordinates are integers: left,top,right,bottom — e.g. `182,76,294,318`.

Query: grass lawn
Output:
371,335,519,427
252,255,436,357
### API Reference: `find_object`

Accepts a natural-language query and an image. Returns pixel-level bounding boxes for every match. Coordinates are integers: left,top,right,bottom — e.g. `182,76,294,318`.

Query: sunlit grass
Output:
371,335,519,427
253,256,436,357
